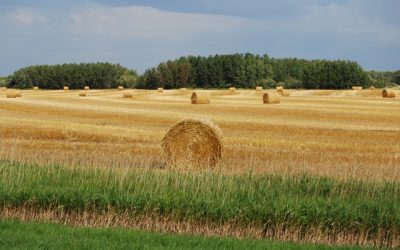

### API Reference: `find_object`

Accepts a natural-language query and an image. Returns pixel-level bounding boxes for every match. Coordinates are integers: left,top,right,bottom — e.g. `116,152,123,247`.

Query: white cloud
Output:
68,5,252,41
7,8,48,25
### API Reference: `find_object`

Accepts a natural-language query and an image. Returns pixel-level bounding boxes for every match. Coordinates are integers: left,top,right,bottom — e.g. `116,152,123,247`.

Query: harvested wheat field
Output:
0,88,399,181
1,88,400,248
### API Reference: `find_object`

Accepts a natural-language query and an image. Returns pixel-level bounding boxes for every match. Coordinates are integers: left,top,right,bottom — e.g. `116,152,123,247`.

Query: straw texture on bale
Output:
263,92,280,104
118,86,124,90
382,89,395,98
33,87,39,90
79,91,87,97
63,86,69,91
122,91,133,98
161,117,223,168
84,86,90,90
256,86,263,91
157,88,163,93
191,92,210,104
15,91,21,97
229,87,236,93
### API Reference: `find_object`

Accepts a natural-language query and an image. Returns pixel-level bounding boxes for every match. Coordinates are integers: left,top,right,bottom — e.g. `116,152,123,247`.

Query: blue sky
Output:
0,0,399,75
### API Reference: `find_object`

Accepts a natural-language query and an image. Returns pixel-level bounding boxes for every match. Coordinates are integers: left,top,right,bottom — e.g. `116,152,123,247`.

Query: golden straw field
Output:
1,88,399,181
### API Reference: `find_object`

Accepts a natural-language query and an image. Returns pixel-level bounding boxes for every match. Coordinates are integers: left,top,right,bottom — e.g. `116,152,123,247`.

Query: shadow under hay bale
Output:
263,92,280,104
382,89,395,98
191,92,210,104
161,117,223,169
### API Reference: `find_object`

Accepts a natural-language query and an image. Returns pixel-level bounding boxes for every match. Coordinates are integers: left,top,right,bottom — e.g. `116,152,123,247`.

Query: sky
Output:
0,0,399,75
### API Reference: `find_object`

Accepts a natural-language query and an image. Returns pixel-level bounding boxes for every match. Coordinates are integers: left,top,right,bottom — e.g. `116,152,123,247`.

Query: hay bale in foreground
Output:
382,89,395,98
191,92,210,104
256,86,263,91
84,86,90,90
229,87,236,93
161,117,223,168
123,91,133,98
79,91,87,97
263,92,280,104
118,86,124,91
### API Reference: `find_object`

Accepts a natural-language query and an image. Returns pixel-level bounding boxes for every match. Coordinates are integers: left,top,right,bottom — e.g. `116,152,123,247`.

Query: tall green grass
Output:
0,219,367,250
0,160,399,235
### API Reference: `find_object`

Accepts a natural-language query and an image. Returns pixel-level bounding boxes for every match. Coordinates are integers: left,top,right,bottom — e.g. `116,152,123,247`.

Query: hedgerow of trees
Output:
8,63,138,89
138,53,370,89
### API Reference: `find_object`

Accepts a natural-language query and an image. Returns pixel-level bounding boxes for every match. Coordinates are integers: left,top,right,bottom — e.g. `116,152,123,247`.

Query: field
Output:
0,88,399,248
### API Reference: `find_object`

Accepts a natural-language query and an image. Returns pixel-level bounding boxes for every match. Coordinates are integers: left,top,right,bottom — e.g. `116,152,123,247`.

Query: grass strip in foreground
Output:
0,219,367,250
0,161,399,247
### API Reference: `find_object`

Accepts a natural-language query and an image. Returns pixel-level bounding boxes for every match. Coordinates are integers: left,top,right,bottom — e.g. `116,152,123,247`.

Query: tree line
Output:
7,63,138,89
3,54,399,89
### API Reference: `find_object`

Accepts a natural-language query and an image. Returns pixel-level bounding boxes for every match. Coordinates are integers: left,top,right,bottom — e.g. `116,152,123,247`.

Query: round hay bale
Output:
382,89,395,98
191,92,210,104
123,91,133,98
63,86,69,91
33,86,39,90
161,117,223,169
157,87,163,93
180,88,187,92
256,86,263,91
368,86,375,90
352,86,363,91
79,91,87,97
118,86,124,91
263,92,280,104
15,91,21,97
0,87,7,91
84,86,90,90
229,87,236,93
6,92,18,98
276,86,284,91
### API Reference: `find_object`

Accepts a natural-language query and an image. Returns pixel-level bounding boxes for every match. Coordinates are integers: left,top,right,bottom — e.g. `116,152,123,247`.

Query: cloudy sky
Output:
0,0,399,75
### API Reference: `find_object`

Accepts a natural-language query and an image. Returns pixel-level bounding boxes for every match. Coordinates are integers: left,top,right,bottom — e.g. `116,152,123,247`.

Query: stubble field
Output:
0,88,399,248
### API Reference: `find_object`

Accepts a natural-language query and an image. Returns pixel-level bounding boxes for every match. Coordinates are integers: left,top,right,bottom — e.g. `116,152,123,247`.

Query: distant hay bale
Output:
263,92,280,104
84,86,90,90
157,87,163,93
382,89,395,98
191,92,210,104
118,86,124,90
123,91,133,98
352,86,363,90
33,86,39,90
276,86,284,96
180,88,187,92
276,86,284,91
6,92,18,98
0,87,6,91
63,86,69,91
161,117,223,168
256,86,263,91
79,91,87,97
368,86,375,90
229,87,236,93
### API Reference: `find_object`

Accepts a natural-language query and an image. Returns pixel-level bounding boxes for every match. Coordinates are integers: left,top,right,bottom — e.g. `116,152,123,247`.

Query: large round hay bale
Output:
157,87,163,93
79,91,87,97
256,86,263,91
191,92,210,104
6,92,18,98
263,92,280,104
123,91,133,98
382,89,395,98
118,86,124,91
229,87,236,93
161,117,223,168
63,86,69,91
84,86,90,90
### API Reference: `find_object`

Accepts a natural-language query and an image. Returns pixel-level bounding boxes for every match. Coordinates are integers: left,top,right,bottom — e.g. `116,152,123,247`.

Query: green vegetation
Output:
0,219,366,250
7,63,139,89
0,160,399,238
0,76,9,87
139,53,369,89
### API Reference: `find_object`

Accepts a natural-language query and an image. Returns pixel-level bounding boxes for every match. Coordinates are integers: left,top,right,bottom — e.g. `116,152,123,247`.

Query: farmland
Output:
0,88,400,248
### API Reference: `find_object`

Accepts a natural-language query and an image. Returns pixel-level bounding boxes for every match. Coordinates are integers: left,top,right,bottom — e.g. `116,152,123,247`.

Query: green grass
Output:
0,219,367,250
0,160,399,236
